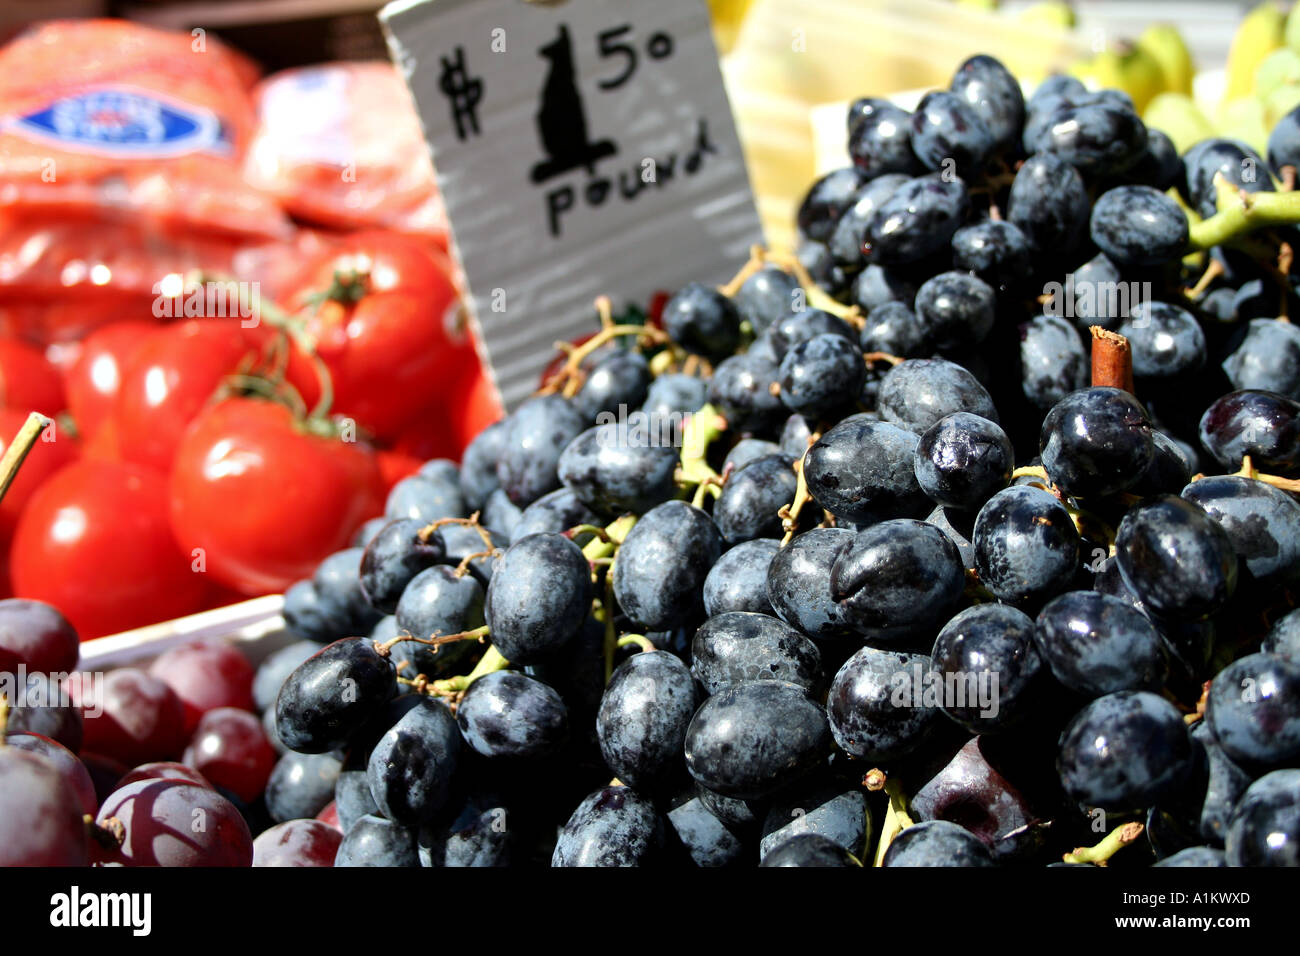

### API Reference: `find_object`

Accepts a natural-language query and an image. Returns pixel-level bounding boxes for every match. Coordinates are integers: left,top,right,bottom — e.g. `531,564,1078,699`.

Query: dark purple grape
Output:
734,266,801,335
1019,314,1090,410
826,646,942,761
1040,387,1155,498
931,603,1041,731
864,174,970,266
1265,609,1300,662
662,282,742,361
335,813,420,866
910,91,995,178
877,358,998,434
282,579,345,644
760,833,860,866
1225,769,1300,866
552,786,666,866
1033,102,1147,178
597,651,697,790
3,672,84,752
760,781,868,861
496,395,587,507
914,270,996,351
557,423,679,517
1222,319,1300,399
1205,652,1300,770
973,486,1080,608
1059,253,1125,331
1191,721,1252,847
1267,103,1300,177
1007,152,1091,262
1119,301,1206,379
1127,129,1182,191
274,638,397,754
797,166,867,243
769,309,858,360
703,539,780,617
859,301,929,357
882,819,996,866
457,670,568,759
418,794,511,867
366,697,461,825
804,417,928,523
1034,591,1166,698
613,501,724,631
852,264,918,314
574,349,651,423
393,565,485,677
0,598,80,673
848,98,921,177
913,411,1013,511
511,488,601,544
359,519,446,615
951,219,1032,295
1152,845,1226,867
484,533,591,664
1182,138,1271,219
313,548,383,635
1089,185,1189,267
690,611,822,696
712,454,798,546
481,489,522,540
667,795,746,867
707,352,785,434
950,54,1024,153
1198,389,1300,473
252,640,320,715
776,333,865,419
829,174,911,271
765,527,855,640
386,473,467,524
1115,495,1237,620
458,420,505,512
1182,475,1300,584
264,750,341,823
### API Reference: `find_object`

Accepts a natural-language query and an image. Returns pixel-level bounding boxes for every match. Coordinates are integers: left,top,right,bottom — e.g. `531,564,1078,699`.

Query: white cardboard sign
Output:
380,0,764,408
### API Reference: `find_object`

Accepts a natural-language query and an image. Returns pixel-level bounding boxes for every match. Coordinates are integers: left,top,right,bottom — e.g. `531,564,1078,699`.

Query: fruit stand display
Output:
0,0,1298,882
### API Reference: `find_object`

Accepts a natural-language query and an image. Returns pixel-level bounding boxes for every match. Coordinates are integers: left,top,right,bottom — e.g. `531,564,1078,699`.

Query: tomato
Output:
377,449,424,493
0,339,66,415
10,460,207,638
284,230,474,441
62,320,156,438
451,353,504,450
0,407,79,541
169,398,384,595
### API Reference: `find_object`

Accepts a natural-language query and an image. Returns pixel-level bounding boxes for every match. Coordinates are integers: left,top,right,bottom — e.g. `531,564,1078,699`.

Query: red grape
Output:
252,819,342,867
74,668,187,766
148,641,255,736
0,747,89,866
94,779,252,867
0,598,79,673
316,800,342,832
117,761,213,790
182,707,276,803
5,731,97,816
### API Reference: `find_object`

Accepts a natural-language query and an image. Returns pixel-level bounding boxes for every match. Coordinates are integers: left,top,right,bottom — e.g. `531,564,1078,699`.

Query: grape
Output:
182,707,277,803
597,651,697,790
418,795,512,867
759,780,869,862
972,486,1079,608
335,814,420,866
274,638,396,754
95,779,252,866
1205,652,1300,770
877,358,998,434
1027,73,1085,111
366,697,461,825
613,501,724,631
436,523,506,586
864,173,970,265
662,282,742,361
334,749,377,834
76,668,187,767
1225,769,1300,866
909,91,995,178
831,519,965,641
1191,721,1253,847
702,539,780,617
557,423,678,518
852,264,918,314
931,603,1041,731
798,239,854,302
496,395,587,506
697,784,765,830
707,352,785,434
826,646,941,762
914,271,997,353
765,527,855,640
1265,609,1300,661
484,533,591,664
951,219,1032,296
117,761,212,790
723,438,780,475
1033,102,1147,178
881,819,995,867
926,504,976,568
1267,103,1300,176
858,301,928,358
253,819,342,867
1007,153,1091,263
386,473,467,524
393,565,485,677
713,454,799,545
1057,691,1192,811
667,796,746,867
685,681,829,799
0,598,79,673
1133,431,1194,495
4,672,83,752
1198,389,1300,473
574,349,651,423
769,308,857,360
312,548,383,636
1034,591,1167,698
457,671,568,759
950,54,1024,153
760,833,860,867
1119,301,1206,379
690,611,822,696
847,98,920,178
1127,129,1182,191
913,412,1013,511
1152,846,1226,867
1040,387,1155,498
552,786,666,866
5,731,97,816
252,640,320,715
458,419,505,512
1089,186,1189,267
1222,319,1300,399
642,372,708,421
1182,138,1272,219
797,166,867,242
734,266,801,335
804,417,928,523
481,489,522,540
264,751,341,823
1182,475,1300,584
829,175,911,271
1019,315,1090,410
1064,253,1125,330
282,580,346,644
511,488,601,545
1115,496,1238,620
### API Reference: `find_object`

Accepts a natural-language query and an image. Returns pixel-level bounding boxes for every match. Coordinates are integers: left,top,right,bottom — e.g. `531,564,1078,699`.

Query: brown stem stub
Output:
862,768,887,792
1090,326,1134,393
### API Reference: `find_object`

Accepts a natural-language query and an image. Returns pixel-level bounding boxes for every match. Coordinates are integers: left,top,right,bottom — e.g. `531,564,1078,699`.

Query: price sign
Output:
380,0,764,408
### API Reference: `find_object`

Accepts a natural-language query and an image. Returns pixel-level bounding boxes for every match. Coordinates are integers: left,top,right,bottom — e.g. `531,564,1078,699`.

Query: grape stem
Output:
581,514,637,562
419,512,495,552
1233,455,1300,494
538,315,673,397
0,412,52,508
1089,327,1134,394
424,645,511,698
1187,174,1300,252
0,695,8,741
616,634,656,654
778,455,812,546
374,624,490,657
864,768,915,866
676,403,728,492
1063,821,1144,866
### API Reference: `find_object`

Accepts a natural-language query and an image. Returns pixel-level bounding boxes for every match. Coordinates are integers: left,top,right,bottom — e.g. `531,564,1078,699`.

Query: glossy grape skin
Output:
882,819,996,867
1019,314,1090,411
481,489,522,540
734,266,800,335
252,640,320,714
852,264,918,314
1058,690,1193,813
1040,387,1155,498
1115,496,1238,620
95,779,252,867
358,519,445,615
334,750,378,834
642,373,708,422
662,282,743,362
931,604,1042,732
759,781,869,862
1222,319,1300,399
312,548,384,637
76,668,187,767
457,671,568,760
4,732,96,816
282,580,347,644
1189,721,1252,847
264,751,341,823
847,98,920,178
552,786,666,867
913,412,1013,511
391,565,485,677
915,271,996,352
766,527,855,640
685,681,829,800
0,598,79,673
832,519,965,641
1152,846,1226,867
667,796,746,867
858,301,928,359
1062,253,1124,330
1034,591,1166,698
253,819,342,867
1182,475,1300,584
1268,103,1300,176
366,697,461,825
926,505,976,568
1266,609,1300,662
274,638,396,754
826,646,942,762
1119,301,1206,379
767,309,856,361
1127,129,1182,191
1089,185,1189,267
775,333,864,420
950,54,1024,153
417,795,511,867
496,395,587,507
335,813,420,866
458,420,505,512
1033,102,1147,178
613,501,724,631
864,173,970,266
4,672,84,752
973,486,1080,609
909,90,995,178
797,166,867,243
799,239,854,301
829,175,911,272
951,219,1031,296
386,473,467,525
596,651,697,790
707,352,785,434
803,418,927,524
1182,139,1272,219
1133,431,1194,496
878,358,998,434
1007,152,1091,262
1225,769,1300,866
691,612,822,697
511,488,601,546
1205,652,1300,771
760,833,860,867
434,524,505,587
574,349,651,424
703,539,779,617
1198,389,1300,473
558,424,678,518
727,440,783,475
182,707,277,803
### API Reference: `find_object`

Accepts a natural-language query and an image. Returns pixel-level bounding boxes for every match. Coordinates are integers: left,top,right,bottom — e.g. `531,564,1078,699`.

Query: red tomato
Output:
284,231,473,441
391,354,502,463
451,353,504,450
377,449,424,493
10,460,208,638
63,320,155,438
168,398,384,595
0,339,66,415
0,407,79,541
